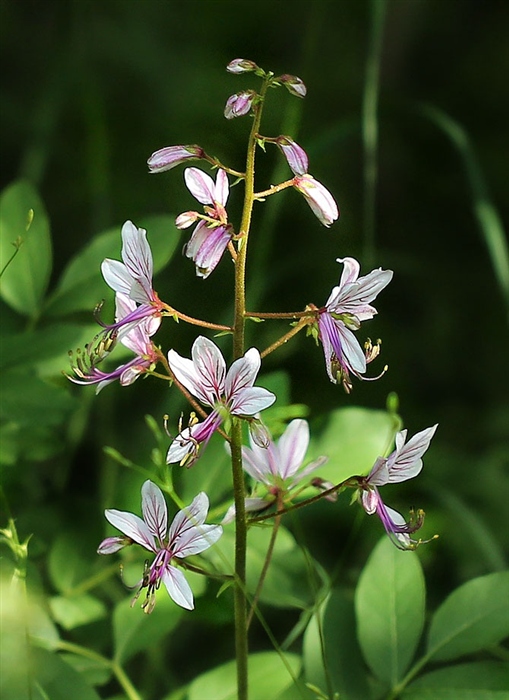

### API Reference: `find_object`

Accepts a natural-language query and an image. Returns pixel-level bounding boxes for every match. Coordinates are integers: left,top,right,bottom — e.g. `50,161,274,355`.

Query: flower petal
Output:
161,565,194,610
214,169,229,206
120,221,154,303
229,386,276,416
191,336,227,401
141,481,168,543
104,508,156,552
167,348,210,405
278,419,309,478
386,425,438,483
97,536,128,555
101,259,133,296
225,347,260,398
185,168,216,205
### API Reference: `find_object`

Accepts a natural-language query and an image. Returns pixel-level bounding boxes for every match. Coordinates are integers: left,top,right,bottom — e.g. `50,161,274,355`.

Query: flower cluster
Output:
66,58,439,621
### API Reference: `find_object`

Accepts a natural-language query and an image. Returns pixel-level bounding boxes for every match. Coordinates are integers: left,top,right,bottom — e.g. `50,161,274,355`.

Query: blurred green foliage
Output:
1,0,508,698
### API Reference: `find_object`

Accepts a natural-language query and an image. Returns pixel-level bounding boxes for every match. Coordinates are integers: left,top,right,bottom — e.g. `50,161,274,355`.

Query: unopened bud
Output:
276,74,307,98
276,136,309,175
248,418,271,448
147,145,205,173
226,58,259,74
175,211,199,229
224,90,256,120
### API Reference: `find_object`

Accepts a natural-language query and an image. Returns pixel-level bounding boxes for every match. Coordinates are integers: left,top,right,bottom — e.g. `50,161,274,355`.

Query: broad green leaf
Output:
355,537,425,686
0,180,52,318
48,533,92,595
311,407,397,483
0,323,95,372
30,647,102,700
303,589,370,700
44,214,180,316
49,594,106,630
0,369,77,426
188,651,301,700
208,524,316,609
427,571,509,662
113,591,182,664
59,654,111,687
402,661,509,699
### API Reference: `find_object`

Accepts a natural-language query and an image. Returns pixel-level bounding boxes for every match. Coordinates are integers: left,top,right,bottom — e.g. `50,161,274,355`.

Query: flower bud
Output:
147,145,205,173
248,418,271,448
224,90,256,120
276,136,309,175
293,174,339,227
276,74,307,98
175,211,199,229
226,58,259,74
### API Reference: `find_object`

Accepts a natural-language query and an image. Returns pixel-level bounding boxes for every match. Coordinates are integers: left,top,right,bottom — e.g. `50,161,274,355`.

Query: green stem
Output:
230,76,270,700
260,317,311,359
247,496,282,629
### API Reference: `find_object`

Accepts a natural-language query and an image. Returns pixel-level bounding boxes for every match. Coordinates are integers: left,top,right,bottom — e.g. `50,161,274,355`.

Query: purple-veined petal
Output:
141,481,168,543
241,444,274,484
185,221,210,261
147,144,205,173
361,487,381,515
338,257,360,288
224,347,260,399
119,363,147,386
166,413,222,466
168,492,209,543
175,211,199,229
174,523,222,557
229,386,276,416
193,225,232,279
278,419,310,478
101,259,133,296
214,169,229,206
191,336,227,401
224,91,255,120
120,221,154,302
365,456,390,487
293,174,338,227
318,313,366,379
330,262,393,320
291,455,328,483
385,425,438,483
104,508,156,552
97,536,128,555
185,168,216,205
167,348,210,405
276,136,309,176
161,565,194,610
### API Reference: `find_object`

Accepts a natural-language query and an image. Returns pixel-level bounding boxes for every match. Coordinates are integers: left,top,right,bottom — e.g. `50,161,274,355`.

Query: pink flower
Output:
317,257,393,391
166,336,275,466
293,174,339,227
147,145,205,173
69,294,160,393
100,221,165,336
358,425,438,550
179,168,234,278
222,419,328,523
98,481,222,611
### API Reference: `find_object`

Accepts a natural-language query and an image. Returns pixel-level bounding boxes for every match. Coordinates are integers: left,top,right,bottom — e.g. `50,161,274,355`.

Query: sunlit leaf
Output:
188,651,301,700
426,571,509,662
44,214,180,316
303,589,370,700
0,180,52,318
49,594,106,630
402,661,509,699
355,537,425,686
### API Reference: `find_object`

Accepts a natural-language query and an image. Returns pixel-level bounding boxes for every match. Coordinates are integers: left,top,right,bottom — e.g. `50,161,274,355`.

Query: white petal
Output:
162,565,194,610
104,509,156,552
225,348,260,399
121,221,154,299
278,419,309,478
101,259,133,296
184,168,216,205
214,168,229,206
167,348,210,405
141,481,168,542
386,424,438,483
229,387,276,416
191,336,226,401
336,324,366,374
338,257,360,287
174,523,223,557
168,492,209,542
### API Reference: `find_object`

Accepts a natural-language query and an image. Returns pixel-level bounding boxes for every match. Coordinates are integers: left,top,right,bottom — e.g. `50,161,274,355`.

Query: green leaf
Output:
303,589,370,700
0,369,77,426
0,180,52,318
311,407,397,483
48,533,92,595
44,214,180,316
113,591,182,664
402,661,509,699
49,594,106,630
426,571,509,662
30,646,102,700
188,651,301,700
355,537,426,686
